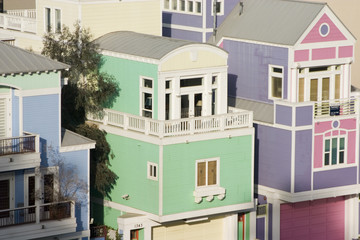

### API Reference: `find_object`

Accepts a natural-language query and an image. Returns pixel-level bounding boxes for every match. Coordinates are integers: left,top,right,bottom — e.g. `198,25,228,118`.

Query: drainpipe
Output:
212,0,217,42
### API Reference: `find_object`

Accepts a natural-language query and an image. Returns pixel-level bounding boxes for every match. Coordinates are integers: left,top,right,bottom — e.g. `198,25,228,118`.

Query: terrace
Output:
0,9,36,34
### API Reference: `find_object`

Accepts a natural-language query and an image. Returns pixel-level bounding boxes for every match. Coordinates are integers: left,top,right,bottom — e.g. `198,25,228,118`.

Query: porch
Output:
0,9,36,34
88,108,253,138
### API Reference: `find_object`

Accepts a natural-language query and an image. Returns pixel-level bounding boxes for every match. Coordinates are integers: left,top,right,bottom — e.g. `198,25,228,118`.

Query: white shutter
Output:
0,98,7,138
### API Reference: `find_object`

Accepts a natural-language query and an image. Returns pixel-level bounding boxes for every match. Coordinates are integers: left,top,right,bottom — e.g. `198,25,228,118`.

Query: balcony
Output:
314,97,357,118
0,201,76,240
89,108,253,138
0,133,40,172
0,9,36,34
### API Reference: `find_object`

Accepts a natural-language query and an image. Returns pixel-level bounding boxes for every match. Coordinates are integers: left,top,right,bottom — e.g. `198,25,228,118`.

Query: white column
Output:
272,199,280,240
144,226,152,240
173,76,181,119
250,210,257,240
343,63,350,99
345,195,359,240
35,167,41,223
223,214,237,240
204,72,212,116
290,68,298,102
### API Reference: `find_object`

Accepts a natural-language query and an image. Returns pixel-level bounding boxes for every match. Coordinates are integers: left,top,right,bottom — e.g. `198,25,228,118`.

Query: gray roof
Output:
61,128,96,148
95,31,203,60
212,0,325,45
230,97,274,124
0,41,69,75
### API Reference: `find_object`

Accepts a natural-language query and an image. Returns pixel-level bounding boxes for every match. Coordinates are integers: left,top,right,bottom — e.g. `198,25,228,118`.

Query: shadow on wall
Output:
162,12,172,37
228,74,238,100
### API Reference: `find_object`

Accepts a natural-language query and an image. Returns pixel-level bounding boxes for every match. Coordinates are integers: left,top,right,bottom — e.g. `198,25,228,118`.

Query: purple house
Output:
162,0,240,42
210,0,358,239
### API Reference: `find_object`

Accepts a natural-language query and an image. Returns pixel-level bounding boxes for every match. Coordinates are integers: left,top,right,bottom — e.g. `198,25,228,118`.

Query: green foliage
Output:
42,22,119,198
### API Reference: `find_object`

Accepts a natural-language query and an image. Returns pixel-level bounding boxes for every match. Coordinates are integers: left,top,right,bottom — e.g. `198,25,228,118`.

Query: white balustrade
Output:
6,9,36,18
89,109,253,137
0,12,36,33
314,97,357,118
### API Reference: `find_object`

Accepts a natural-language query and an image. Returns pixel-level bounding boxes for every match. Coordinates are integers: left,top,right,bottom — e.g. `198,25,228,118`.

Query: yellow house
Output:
0,0,161,52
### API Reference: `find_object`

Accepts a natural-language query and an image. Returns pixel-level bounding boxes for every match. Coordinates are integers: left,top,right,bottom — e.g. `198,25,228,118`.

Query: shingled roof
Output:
212,0,326,45
95,31,211,60
0,41,69,75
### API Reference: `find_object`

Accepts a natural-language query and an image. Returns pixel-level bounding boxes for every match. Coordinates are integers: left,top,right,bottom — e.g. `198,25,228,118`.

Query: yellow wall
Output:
301,0,360,88
160,48,227,72
81,0,161,39
153,216,224,240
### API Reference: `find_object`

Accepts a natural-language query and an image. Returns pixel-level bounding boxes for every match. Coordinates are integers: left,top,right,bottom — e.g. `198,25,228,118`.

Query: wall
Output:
4,0,35,10
100,55,158,118
223,40,288,103
162,135,253,215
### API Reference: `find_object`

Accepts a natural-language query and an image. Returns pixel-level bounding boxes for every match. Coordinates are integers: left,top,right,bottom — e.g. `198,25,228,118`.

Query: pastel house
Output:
89,31,256,240
0,42,95,239
211,0,359,239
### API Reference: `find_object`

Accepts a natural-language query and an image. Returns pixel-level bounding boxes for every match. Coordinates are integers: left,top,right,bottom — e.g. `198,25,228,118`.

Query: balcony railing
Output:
89,109,253,138
0,12,36,33
0,201,73,228
314,97,357,118
5,9,36,19
0,133,38,156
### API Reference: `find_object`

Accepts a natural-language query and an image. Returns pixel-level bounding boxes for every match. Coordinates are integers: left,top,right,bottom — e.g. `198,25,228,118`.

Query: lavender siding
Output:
276,105,292,126
296,106,313,126
255,124,291,192
162,12,202,28
162,27,202,42
223,40,288,103
295,130,312,192
313,167,357,190
256,217,265,240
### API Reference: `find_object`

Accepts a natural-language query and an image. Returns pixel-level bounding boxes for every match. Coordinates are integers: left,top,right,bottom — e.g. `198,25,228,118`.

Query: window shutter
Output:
208,161,217,185
197,162,206,186
0,98,7,137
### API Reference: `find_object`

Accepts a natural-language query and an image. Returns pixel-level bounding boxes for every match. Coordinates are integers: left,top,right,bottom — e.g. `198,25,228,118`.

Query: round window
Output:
319,23,330,37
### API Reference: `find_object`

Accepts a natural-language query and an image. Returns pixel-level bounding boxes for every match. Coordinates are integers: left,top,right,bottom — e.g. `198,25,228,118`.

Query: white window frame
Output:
195,157,220,188
0,172,15,210
323,134,346,167
140,77,154,118
211,0,224,16
268,65,284,100
40,166,59,203
54,8,62,33
0,93,11,138
163,0,202,15
147,162,158,181
44,7,52,33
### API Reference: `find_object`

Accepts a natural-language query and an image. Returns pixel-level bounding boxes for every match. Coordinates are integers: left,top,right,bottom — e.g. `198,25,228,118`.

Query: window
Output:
269,65,283,99
147,162,158,181
140,77,153,118
212,0,223,15
45,8,51,32
180,77,202,87
55,9,61,33
163,0,201,14
324,136,345,166
196,159,218,187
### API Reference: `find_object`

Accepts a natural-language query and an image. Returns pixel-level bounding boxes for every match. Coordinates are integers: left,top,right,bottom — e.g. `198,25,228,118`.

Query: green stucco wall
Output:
92,202,121,229
0,72,59,90
106,133,160,214
162,135,253,215
100,55,158,118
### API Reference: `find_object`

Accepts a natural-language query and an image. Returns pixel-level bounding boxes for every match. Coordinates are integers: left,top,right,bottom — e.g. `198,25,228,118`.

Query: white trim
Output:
162,22,211,33
211,0,224,16
14,88,61,97
219,36,292,48
140,76,154,118
195,157,220,187
0,172,15,210
159,145,163,216
162,0,203,16
59,142,95,153
100,50,160,65
96,197,254,223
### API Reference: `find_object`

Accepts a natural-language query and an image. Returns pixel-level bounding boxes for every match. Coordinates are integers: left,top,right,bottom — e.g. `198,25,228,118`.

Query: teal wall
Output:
92,202,121,229
100,56,158,119
162,135,253,215
0,72,59,90
106,134,160,214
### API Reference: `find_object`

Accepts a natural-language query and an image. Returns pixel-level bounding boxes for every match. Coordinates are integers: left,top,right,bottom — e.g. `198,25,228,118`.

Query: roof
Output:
95,31,208,60
212,0,326,45
0,41,69,75
232,97,274,124
61,128,96,148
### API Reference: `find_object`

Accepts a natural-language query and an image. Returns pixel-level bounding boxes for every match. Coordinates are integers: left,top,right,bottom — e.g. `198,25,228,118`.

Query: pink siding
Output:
314,135,323,168
340,118,356,130
219,41,224,48
332,130,339,136
312,47,336,60
315,121,332,134
338,46,353,58
294,49,309,62
280,197,345,240
325,132,331,137
302,14,347,44
347,131,356,164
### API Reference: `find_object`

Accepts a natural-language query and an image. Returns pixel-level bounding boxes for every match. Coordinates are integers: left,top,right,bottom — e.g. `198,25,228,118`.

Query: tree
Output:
42,22,118,197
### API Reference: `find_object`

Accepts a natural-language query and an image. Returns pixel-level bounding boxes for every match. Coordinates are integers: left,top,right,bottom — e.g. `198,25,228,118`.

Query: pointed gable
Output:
301,13,347,44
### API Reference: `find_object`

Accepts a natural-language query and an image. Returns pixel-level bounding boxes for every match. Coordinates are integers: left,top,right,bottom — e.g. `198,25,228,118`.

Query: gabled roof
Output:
0,41,69,75
212,0,326,46
95,31,209,60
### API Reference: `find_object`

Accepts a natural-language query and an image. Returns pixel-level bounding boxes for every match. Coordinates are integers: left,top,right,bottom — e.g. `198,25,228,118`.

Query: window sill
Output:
193,186,225,203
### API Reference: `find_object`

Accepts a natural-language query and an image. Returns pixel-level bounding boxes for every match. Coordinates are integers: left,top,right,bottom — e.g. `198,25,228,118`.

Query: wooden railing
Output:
314,97,357,118
0,12,36,33
90,109,253,137
5,9,36,19
0,133,39,156
0,201,73,228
